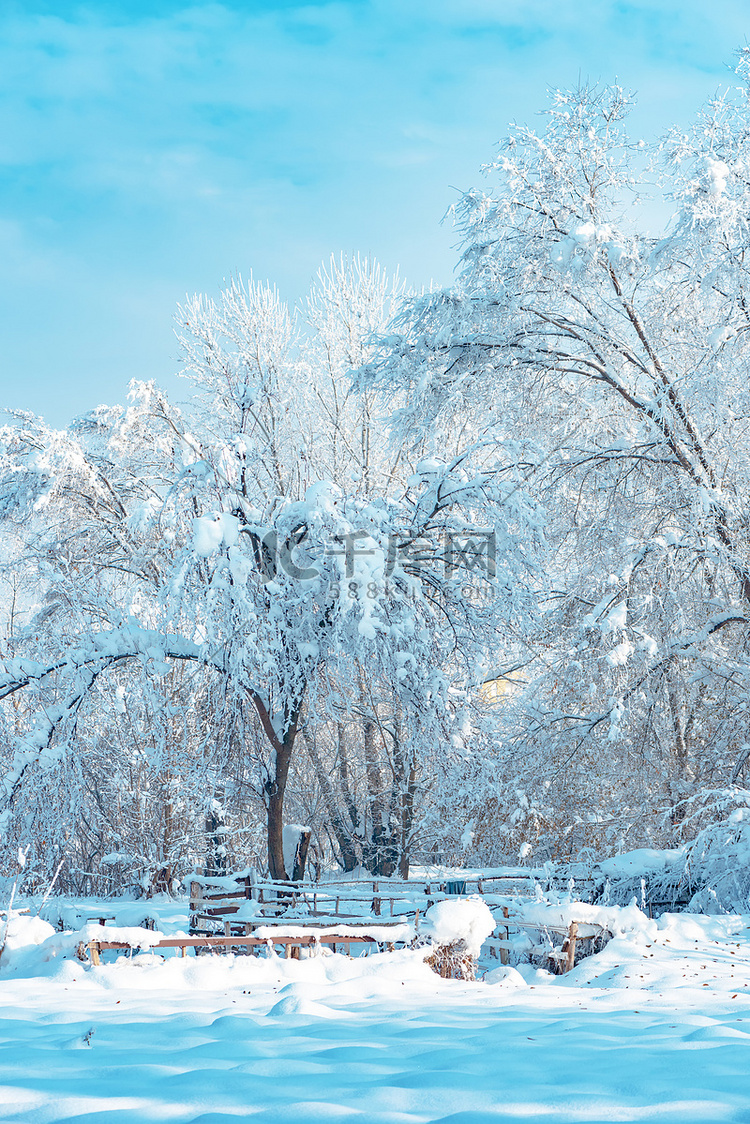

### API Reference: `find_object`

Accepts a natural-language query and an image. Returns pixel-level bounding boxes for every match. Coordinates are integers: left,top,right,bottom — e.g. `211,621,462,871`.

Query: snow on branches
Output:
364,72,750,855
0,259,537,886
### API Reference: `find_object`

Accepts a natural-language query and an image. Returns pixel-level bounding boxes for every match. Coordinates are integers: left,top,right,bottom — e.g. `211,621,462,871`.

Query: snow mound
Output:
0,913,55,958
423,897,495,958
484,965,527,988
0,912,58,975
598,847,682,879
519,900,655,940
268,982,348,1019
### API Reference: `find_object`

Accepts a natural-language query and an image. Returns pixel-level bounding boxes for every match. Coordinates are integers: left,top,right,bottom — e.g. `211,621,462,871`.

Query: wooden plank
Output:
502,919,606,939
564,921,578,973
501,905,510,966
238,914,365,927
192,891,249,903
190,899,245,910
87,933,388,956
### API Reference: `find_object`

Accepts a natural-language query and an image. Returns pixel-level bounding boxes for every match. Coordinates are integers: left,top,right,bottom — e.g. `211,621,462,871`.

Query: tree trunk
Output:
204,797,227,877
301,730,359,871
291,829,311,881
252,689,305,881
266,779,288,881
363,718,394,876
337,723,360,844
398,762,418,880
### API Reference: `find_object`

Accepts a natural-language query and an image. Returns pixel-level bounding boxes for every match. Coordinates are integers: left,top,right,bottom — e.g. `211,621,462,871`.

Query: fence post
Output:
564,921,578,973
501,906,510,966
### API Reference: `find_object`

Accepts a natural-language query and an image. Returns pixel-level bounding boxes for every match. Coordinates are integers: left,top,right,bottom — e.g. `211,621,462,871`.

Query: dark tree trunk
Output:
252,690,305,881
337,723,361,850
393,723,417,880
204,798,228,877
398,764,418,880
291,829,311,881
363,718,396,875
266,782,288,881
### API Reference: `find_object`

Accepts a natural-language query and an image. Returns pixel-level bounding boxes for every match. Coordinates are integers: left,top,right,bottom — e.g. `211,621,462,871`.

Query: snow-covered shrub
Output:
422,898,495,980
592,848,686,912
584,791,750,915
424,941,478,981
680,798,750,914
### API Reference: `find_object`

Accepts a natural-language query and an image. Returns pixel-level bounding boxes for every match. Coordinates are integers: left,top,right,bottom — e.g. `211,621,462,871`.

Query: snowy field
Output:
0,909,749,1122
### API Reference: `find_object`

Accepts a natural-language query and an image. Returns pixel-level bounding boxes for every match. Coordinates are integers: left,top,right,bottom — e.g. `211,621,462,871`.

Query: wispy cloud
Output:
0,0,748,423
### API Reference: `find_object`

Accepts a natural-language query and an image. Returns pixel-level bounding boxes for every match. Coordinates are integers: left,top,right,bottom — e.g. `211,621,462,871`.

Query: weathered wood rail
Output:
83,916,604,973
82,928,408,965
188,874,434,935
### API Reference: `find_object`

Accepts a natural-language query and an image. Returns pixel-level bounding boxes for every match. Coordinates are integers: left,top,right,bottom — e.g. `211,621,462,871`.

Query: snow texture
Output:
0,906,750,1121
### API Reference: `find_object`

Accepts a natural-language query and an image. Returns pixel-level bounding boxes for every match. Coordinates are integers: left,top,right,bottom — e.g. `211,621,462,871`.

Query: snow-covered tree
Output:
367,71,750,855
0,260,539,883
170,265,538,878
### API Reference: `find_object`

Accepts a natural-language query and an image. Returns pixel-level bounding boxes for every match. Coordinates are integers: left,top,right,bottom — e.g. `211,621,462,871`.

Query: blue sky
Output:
1,0,749,426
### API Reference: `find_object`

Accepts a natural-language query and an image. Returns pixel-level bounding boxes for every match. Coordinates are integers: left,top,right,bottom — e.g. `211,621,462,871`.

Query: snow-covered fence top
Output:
188,866,601,934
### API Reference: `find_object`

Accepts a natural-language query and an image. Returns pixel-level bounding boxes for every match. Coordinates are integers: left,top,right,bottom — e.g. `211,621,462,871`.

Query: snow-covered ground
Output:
1,908,750,1122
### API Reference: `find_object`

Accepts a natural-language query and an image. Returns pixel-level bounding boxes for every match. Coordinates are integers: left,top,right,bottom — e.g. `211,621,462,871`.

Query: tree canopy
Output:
6,62,750,890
